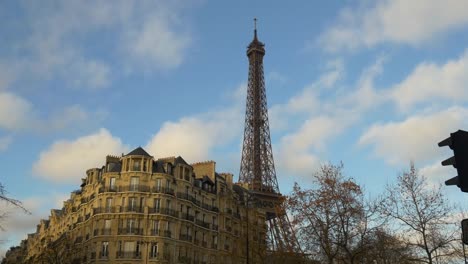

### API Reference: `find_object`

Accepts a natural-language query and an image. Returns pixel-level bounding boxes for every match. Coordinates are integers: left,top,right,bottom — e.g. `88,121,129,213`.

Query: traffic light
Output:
438,130,468,192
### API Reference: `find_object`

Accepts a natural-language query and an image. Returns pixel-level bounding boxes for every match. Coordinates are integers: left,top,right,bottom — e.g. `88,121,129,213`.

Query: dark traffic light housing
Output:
438,130,468,192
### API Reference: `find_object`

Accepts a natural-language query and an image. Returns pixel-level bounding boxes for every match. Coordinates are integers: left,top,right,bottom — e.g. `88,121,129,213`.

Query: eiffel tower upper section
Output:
239,21,280,195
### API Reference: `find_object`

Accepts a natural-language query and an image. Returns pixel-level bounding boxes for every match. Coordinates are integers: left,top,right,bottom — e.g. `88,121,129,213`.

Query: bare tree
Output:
288,163,387,264
378,162,461,264
0,183,29,232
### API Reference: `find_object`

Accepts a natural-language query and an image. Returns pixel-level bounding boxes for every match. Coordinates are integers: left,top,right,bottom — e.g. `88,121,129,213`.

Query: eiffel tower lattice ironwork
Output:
239,19,301,256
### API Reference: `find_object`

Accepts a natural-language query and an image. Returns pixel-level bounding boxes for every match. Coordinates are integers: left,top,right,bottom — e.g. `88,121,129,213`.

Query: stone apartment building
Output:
3,147,267,264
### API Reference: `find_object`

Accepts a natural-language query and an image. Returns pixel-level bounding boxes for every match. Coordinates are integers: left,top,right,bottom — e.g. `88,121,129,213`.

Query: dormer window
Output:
133,160,141,171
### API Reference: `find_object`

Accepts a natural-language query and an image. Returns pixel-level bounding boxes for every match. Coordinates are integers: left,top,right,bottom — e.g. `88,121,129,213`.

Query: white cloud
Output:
275,115,348,177
358,107,468,165
390,49,468,111
126,15,190,69
2,1,193,91
420,161,453,185
319,0,468,52
40,105,107,133
70,60,111,89
0,92,32,130
146,107,243,163
146,83,245,163
0,91,105,137
33,128,128,183
271,58,383,178
269,59,345,131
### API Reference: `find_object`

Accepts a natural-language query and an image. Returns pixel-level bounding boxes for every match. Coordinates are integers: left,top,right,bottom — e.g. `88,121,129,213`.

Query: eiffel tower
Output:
239,19,302,258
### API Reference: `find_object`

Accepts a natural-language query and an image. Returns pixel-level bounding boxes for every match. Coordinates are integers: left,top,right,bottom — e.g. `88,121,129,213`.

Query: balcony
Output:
120,185,150,192
190,197,201,206
181,213,195,222
101,228,112,235
118,228,143,235
153,186,175,195
178,256,192,264
212,225,218,231
93,207,115,214
202,203,210,211
163,230,172,238
179,234,192,242
148,207,178,217
74,236,83,244
177,192,192,201
116,251,141,259
233,212,241,219
123,206,144,213
195,220,210,229
98,186,117,193
163,208,179,217
150,229,160,236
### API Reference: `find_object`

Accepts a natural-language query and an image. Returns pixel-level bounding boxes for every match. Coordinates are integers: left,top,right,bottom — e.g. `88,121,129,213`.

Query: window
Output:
166,179,171,190
136,241,141,257
129,197,137,211
130,176,139,191
127,219,138,233
101,241,109,257
153,220,159,234
109,177,116,191
155,178,162,191
166,199,172,210
150,242,158,258
124,241,135,253
154,198,161,212
104,219,111,229
133,159,141,171
143,159,147,172
105,198,113,212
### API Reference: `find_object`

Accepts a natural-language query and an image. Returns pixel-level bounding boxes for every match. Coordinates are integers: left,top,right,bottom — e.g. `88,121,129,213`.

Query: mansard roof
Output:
175,156,189,166
125,147,152,157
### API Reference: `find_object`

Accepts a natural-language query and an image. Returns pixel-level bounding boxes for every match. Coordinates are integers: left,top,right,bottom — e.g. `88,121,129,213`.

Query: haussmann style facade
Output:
3,147,267,264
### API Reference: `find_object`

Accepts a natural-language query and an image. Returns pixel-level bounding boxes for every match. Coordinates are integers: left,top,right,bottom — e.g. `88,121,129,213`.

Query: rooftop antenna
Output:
254,18,257,38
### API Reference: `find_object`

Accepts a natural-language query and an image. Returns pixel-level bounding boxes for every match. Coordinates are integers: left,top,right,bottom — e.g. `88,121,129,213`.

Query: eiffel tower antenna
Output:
239,18,302,257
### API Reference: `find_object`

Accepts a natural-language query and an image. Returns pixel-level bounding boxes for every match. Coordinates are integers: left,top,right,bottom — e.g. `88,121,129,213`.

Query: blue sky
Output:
2,0,468,256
